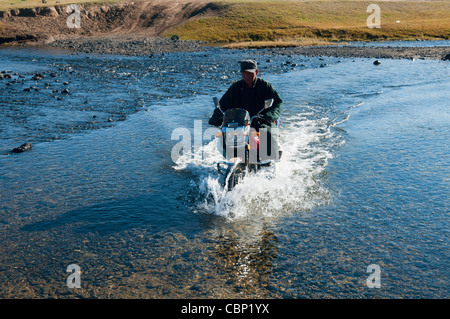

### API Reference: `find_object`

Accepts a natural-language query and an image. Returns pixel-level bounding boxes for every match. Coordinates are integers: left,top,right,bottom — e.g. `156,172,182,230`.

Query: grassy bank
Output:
1,0,449,47
162,0,450,46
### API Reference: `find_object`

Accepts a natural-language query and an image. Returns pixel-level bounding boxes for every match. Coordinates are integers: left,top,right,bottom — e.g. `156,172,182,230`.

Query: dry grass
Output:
163,0,450,44
224,38,342,48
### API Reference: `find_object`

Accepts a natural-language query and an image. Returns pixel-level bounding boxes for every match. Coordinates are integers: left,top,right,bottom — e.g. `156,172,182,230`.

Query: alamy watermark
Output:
366,264,381,288
64,4,381,31
170,120,279,164
367,4,381,29
64,263,381,290
64,4,382,35
66,4,81,29
66,264,81,288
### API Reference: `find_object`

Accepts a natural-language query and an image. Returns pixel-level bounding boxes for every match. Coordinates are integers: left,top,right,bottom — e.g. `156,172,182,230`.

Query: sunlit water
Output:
0,43,448,298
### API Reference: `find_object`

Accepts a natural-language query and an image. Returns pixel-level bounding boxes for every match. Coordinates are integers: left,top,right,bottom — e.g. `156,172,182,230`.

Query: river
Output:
0,43,448,298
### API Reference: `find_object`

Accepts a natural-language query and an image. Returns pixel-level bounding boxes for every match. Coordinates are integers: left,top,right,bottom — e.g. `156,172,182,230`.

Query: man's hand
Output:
256,115,272,125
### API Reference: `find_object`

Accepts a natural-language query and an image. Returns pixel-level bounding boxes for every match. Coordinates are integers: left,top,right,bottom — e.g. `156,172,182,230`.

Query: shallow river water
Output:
0,44,448,298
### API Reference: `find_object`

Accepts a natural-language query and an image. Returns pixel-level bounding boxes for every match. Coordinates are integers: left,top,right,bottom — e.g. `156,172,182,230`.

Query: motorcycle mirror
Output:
213,97,220,108
264,99,274,109
213,97,224,114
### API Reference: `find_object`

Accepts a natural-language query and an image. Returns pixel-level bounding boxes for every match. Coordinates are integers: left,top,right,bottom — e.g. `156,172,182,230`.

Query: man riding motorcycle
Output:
208,59,283,160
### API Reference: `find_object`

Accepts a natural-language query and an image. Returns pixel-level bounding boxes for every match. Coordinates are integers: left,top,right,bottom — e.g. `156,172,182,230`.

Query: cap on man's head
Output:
239,60,257,73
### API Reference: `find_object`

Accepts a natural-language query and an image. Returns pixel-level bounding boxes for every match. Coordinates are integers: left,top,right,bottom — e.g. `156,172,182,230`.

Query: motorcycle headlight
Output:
226,133,244,144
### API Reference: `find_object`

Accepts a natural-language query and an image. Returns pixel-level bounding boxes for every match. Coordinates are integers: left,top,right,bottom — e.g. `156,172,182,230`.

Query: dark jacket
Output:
209,77,283,127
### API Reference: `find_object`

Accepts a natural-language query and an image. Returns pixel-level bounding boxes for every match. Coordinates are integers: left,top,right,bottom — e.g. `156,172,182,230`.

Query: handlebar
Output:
212,97,276,126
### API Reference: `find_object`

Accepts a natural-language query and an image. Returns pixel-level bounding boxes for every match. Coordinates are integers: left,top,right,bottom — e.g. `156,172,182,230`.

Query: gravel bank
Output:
46,36,450,60
47,36,206,55
268,45,450,61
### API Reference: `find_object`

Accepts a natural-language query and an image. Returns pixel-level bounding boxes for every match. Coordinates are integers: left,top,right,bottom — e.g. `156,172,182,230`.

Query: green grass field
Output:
163,0,450,46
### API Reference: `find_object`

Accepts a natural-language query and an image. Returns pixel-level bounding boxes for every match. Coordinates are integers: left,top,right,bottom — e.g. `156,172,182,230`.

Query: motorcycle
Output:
213,97,281,191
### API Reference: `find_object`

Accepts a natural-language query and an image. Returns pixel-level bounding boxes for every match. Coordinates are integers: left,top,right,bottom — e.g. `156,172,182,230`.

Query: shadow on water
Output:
20,193,204,235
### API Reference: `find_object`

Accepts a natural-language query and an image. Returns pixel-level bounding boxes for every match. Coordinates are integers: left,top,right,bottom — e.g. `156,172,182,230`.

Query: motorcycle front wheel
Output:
225,164,246,191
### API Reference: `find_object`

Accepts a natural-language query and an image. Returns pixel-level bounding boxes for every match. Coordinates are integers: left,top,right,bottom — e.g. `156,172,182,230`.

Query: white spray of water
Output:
173,112,339,220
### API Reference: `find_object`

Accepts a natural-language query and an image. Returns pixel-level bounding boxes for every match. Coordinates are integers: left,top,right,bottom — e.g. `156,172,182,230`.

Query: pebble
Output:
32,73,45,80
11,143,33,153
0,73,12,79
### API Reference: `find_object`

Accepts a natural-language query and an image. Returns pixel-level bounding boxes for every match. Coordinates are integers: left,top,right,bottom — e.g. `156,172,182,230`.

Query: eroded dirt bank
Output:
0,0,218,44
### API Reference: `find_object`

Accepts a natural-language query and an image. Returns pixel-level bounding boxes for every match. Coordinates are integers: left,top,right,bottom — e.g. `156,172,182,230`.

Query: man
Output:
209,59,282,160
208,59,282,127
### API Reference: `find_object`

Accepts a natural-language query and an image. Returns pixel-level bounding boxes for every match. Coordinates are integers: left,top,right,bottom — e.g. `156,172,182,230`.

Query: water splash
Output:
173,112,341,220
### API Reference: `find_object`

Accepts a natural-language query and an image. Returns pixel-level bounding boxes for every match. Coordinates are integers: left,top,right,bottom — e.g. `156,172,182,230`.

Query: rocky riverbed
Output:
46,36,207,55
269,44,450,61
41,36,450,60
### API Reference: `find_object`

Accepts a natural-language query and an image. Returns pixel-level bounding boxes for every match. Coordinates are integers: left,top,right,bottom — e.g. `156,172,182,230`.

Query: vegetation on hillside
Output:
163,0,450,46
1,0,449,46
